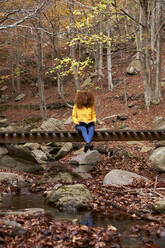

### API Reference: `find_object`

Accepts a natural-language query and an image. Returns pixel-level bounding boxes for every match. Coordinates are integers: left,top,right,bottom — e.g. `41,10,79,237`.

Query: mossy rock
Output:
154,200,165,213
45,184,92,211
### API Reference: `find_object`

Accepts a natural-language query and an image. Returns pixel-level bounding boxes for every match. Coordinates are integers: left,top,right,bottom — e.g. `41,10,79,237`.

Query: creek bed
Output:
0,192,164,248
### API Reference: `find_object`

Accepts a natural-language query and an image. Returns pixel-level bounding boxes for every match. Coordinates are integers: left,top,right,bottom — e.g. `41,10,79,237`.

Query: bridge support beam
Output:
0,129,164,144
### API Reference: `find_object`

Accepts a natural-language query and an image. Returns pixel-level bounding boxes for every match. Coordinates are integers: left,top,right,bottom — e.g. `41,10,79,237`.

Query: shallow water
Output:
0,192,164,248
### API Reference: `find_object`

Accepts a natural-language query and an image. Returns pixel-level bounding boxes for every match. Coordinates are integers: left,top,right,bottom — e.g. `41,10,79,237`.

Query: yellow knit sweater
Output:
72,104,96,124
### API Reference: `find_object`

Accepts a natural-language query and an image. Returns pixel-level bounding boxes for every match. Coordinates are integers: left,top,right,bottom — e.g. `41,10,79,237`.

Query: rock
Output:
151,99,160,105
0,155,43,173
126,59,141,75
45,184,92,211
153,116,165,129
140,146,153,153
0,172,27,187
55,142,73,160
154,200,165,213
112,149,130,159
103,169,149,187
117,114,128,121
40,118,65,131
118,124,129,129
150,147,165,172
0,124,25,132
0,86,8,92
6,145,38,163
161,81,165,88
32,149,48,163
15,93,26,102
69,150,100,174
154,141,165,148
23,143,41,150
128,103,135,108
69,150,100,165
0,118,8,127
153,116,164,126
63,116,72,125
73,147,84,155
0,146,8,158
0,95,10,104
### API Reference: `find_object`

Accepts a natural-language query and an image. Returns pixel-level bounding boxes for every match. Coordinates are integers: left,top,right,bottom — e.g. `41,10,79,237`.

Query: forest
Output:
0,0,165,248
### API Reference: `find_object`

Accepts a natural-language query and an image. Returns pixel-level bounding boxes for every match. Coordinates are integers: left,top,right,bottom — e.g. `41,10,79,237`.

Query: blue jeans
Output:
75,125,95,143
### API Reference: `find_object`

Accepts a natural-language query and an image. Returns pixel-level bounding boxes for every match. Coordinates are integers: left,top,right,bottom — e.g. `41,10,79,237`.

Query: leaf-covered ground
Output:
0,151,165,247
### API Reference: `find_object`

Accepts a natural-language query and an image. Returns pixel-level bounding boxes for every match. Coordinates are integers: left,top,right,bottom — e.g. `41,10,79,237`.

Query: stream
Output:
0,192,164,248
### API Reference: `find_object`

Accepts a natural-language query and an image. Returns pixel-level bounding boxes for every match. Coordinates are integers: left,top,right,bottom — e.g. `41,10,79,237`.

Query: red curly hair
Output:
74,90,95,109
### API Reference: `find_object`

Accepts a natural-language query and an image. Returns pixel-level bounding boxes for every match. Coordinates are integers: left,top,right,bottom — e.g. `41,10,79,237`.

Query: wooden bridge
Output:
0,129,164,143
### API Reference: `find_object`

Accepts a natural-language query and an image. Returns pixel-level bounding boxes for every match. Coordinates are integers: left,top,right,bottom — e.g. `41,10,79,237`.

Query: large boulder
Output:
55,142,73,160
40,118,65,131
103,169,149,187
126,59,142,75
69,150,100,166
5,145,38,163
150,147,165,172
0,144,44,173
0,155,43,173
45,184,92,211
69,150,100,173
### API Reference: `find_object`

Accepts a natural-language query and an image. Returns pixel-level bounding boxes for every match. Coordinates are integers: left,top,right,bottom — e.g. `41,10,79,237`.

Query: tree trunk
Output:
9,32,15,94
140,2,152,109
36,17,47,120
15,29,21,94
135,5,143,60
98,12,104,80
106,19,113,90
152,0,162,103
139,0,163,108
69,0,79,90
150,1,156,52
57,74,72,108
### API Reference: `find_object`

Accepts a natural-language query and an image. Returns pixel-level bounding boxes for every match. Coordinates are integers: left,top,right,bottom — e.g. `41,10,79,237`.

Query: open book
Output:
79,121,94,127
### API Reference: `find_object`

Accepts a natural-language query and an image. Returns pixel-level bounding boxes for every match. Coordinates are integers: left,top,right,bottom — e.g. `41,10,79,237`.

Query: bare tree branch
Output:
0,0,49,30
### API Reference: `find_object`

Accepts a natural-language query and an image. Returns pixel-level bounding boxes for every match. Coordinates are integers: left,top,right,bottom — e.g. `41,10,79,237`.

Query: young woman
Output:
72,90,96,152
